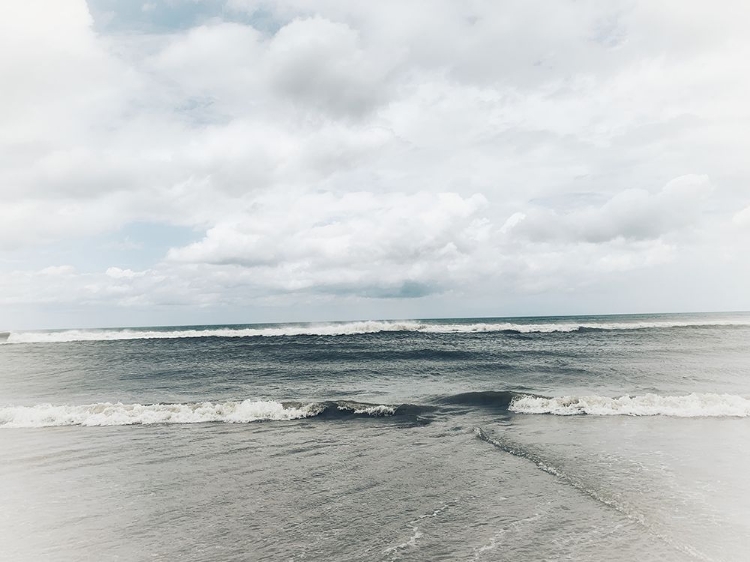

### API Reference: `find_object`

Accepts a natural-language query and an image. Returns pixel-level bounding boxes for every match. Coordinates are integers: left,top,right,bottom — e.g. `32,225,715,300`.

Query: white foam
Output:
0,400,323,428
4,318,750,344
338,403,396,416
3,322,423,344
509,393,750,417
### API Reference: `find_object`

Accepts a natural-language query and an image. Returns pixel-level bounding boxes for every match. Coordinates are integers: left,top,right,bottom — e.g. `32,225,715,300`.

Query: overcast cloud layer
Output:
2,0,750,328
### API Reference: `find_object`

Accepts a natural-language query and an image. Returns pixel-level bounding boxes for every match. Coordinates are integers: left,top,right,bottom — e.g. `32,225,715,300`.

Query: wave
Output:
439,390,750,418
437,390,518,409
4,317,750,344
509,392,750,417
4,391,748,427
0,399,426,428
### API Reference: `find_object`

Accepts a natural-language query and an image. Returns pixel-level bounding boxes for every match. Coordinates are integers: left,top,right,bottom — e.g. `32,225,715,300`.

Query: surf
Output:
0,399,436,428
3,316,750,344
509,392,750,417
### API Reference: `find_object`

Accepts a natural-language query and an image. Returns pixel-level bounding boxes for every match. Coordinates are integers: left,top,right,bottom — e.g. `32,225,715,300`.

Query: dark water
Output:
1,313,749,561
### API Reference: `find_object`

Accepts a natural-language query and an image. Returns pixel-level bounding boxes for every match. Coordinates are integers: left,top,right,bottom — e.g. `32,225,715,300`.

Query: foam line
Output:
509,392,750,417
0,399,406,428
4,318,749,344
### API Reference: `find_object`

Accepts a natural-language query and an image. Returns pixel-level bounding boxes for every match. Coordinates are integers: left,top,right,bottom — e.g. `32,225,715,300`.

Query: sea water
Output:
1,312,749,561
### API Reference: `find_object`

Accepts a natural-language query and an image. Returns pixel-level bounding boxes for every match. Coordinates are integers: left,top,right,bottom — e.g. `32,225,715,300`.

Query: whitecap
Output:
509,393,750,417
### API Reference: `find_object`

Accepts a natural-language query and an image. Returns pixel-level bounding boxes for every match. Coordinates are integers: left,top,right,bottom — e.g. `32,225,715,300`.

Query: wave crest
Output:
3,392,749,428
509,393,750,417
0,399,407,428
4,318,749,344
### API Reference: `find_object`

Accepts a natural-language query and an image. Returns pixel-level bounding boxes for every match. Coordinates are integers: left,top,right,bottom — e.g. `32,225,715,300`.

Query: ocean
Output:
1,312,749,561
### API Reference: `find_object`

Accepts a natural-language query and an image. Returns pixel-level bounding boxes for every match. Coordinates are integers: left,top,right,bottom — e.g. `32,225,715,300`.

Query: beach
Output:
2,313,749,561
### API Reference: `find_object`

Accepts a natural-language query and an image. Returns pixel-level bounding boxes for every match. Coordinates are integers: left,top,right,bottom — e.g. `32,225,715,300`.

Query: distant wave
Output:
4,317,750,344
509,392,750,417
0,399,422,428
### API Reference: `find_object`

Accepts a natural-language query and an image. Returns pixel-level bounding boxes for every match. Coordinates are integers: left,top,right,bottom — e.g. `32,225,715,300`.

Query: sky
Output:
2,0,750,329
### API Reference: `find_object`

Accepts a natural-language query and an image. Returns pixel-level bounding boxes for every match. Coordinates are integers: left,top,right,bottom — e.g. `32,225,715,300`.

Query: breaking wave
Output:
3,317,750,344
509,392,750,417
0,399,418,428
4,391,748,428
442,390,750,418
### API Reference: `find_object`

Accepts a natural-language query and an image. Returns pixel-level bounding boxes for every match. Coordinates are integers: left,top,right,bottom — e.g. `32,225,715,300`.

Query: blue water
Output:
1,313,749,560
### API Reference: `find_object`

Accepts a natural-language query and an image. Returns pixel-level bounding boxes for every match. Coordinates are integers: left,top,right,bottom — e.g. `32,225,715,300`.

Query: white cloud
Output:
39,265,77,277
732,205,750,227
106,267,148,279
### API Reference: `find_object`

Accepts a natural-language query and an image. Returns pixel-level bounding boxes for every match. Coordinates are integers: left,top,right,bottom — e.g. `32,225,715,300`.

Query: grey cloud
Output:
265,17,391,118
507,175,713,243
322,281,436,299
165,191,489,297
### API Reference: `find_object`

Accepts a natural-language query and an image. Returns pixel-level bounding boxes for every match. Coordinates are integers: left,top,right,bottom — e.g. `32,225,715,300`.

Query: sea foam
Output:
0,399,410,428
0,400,324,428
509,392,750,417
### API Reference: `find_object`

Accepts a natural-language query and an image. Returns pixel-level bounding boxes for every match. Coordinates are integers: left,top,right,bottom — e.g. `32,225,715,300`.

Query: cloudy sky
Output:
2,0,750,329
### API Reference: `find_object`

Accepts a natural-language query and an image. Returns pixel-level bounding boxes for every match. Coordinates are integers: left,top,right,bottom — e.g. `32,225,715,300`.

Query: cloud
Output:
2,0,750,325
167,191,489,296
40,265,77,277
106,267,148,279
507,175,713,243
265,17,391,117
732,205,750,228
